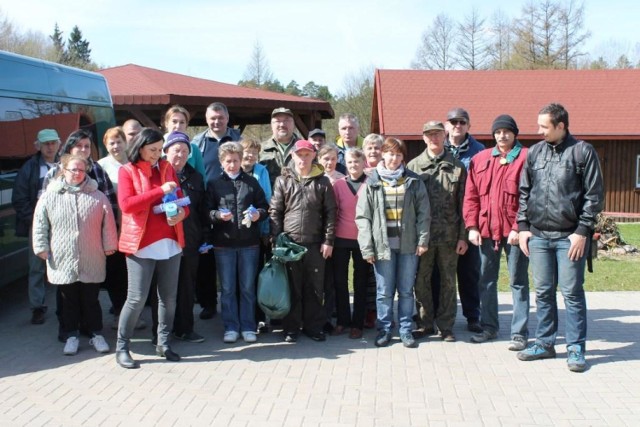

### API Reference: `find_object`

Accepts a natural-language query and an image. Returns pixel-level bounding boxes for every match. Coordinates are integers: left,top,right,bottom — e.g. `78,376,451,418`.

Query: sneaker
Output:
31,307,46,325
470,330,498,343
567,345,587,372
173,331,205,343
400,333,417,348
134,317,147,330
284,332,298,343
517,343,556,361
223,331,239,343
242,331,257,343
63,336,79,355
508,336,527,351
374,331,391,347
199,307,216,320
257,322,269,334
89,335,110,353
303,330,326,342
440,330,456,342
467,321,482,333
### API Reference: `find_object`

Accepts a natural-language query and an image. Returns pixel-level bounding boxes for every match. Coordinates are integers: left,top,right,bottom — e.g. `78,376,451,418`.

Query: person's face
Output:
221,153,241,175
139,140,163,165
106,135,126,161
241,147,259,171
63,158,87,186
39,140,60,162
309,135,326,150
271,114,294,142
292,149,315,174
363,143,381,166
165,142,190,172
423,130,446,155
345,153,364,179
206,109,229,134
123,123,141,143
166,113,188,132
319,151,338,173
537,113,565,144
494,128,516,152
338,119,359,146
70,138,92,160
381,149,403,171
445,117,470,142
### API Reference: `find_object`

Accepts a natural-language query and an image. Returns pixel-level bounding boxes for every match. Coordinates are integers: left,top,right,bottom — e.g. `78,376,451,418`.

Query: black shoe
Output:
284,332,298,343
173,331,205,343
151,336,157,346
199,307,216,320
375,331,392,347
156,346,181,362
322,322,335,334
116,351,139,369
257,322,269,334
31,308,46,325
58,324,67,343
412,327,435,339
304,330,326,342
467,321,482,333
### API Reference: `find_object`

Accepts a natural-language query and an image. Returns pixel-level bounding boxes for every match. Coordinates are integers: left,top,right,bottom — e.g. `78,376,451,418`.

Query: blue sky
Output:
2,0,638,94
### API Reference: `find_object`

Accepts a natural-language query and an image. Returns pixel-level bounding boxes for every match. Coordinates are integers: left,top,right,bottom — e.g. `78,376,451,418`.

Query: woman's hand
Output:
161,181,178,195
105,250,116,256
365,256,376,264
37,251,49,261
167,207,186,226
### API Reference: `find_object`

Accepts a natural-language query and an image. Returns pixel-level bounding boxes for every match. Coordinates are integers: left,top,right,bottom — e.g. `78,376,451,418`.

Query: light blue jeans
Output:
529,236,588,351
478,238,529,338
215,246,259,333
374,249,418,335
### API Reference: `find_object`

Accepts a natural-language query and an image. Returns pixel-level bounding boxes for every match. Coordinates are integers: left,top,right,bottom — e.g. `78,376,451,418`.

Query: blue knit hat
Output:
163,131,191,152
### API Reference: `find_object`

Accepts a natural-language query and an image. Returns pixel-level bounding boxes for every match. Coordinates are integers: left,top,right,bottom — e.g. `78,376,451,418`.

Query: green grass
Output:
498,222,640,292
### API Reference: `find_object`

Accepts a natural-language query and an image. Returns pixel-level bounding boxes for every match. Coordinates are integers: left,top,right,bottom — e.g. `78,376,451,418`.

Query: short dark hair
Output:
539,103,569,130
62,129,93,154
381,137,407,158
207,102,229,117
127,128,164,163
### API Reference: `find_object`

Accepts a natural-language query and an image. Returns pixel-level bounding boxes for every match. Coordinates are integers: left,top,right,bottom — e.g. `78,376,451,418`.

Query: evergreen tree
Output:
49,23,67,63
66,25,91,67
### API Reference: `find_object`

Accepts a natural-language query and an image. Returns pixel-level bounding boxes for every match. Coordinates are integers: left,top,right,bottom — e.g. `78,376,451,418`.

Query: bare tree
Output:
557,0,590,69
455,7,489,70
487,10,513,69
511,0,564,69
238,40,274,88
411,13,457,70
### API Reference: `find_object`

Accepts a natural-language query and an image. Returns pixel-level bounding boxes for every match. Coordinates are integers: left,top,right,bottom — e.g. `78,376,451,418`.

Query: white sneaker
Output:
63,337,79,355
223,331,239,343
135,317,147,330
242,331,257,343
89,335,110,353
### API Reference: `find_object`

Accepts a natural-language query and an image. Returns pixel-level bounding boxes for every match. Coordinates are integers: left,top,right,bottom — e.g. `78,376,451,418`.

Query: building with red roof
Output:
371,69,640,218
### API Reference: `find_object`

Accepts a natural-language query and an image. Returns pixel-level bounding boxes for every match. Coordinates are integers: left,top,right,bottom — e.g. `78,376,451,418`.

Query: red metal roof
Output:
99,64,331,113
373,69,640,140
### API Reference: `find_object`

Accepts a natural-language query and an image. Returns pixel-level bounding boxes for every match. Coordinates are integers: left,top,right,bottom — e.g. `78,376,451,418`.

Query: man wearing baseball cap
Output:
260,107,299,187
12,129,61,325
269,139,336,343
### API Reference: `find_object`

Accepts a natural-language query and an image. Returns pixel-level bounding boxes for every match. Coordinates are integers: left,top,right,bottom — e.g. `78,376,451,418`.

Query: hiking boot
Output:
517,343,556,361
374,331,391,347
508,336,527,351
470,330,498,343
567,345,587,372
400,333,417,348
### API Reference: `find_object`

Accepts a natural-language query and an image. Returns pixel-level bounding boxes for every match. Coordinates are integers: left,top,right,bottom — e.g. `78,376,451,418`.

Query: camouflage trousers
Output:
415,243,459,332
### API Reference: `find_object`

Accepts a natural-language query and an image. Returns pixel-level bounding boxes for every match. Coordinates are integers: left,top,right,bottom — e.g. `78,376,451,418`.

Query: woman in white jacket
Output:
32,154,118,356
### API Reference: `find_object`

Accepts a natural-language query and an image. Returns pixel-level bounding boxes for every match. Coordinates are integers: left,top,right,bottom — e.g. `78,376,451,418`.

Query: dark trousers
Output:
196,251,218,309
59,282,102,337
283,243,325,335
173,253,200,335
105,251,127,315
333,244,368,329
255,238,272,323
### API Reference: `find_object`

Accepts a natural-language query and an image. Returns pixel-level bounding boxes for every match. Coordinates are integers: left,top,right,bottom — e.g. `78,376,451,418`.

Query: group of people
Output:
12,101,603,373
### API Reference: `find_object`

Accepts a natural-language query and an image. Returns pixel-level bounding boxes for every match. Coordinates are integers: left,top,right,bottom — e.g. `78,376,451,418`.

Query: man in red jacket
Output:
463,115,530,351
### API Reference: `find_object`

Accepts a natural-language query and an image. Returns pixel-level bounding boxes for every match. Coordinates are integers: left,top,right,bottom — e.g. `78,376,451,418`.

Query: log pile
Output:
594,213,638,255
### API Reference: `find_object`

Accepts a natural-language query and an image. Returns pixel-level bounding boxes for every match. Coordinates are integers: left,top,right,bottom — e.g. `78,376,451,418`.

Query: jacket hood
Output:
48,176,98,194
282,163,325,181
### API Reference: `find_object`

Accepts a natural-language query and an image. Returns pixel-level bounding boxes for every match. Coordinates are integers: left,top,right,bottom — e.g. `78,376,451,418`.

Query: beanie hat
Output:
163,131,191,153
491,114,519,137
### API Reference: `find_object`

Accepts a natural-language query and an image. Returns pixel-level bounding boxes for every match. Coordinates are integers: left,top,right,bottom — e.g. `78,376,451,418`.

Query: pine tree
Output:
49,23,67,63
66,25,91,67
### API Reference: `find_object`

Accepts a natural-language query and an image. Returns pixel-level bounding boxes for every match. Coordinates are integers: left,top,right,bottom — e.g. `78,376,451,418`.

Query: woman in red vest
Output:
115,128,189,369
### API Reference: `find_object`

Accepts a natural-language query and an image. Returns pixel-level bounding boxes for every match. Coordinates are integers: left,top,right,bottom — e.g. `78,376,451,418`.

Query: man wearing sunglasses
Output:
439,108,484,334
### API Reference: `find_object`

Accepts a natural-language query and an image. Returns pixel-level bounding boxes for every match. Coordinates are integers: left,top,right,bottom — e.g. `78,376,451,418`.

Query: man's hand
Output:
415,245,428,256
321,244,333,259
364,256,375,264
455,239,468,255
567,233,587,261
468,228,482,247
507,230,519,246
519,231,533,257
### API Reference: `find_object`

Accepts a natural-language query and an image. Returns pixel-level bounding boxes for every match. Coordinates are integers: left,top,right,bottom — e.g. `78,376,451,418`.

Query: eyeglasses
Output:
449,120,468,126
65,168,86,174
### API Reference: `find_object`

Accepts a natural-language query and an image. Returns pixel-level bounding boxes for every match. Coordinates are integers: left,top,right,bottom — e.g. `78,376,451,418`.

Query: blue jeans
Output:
478,238,529,338
215,246,259,333
374,250,418,335
529,236,588,351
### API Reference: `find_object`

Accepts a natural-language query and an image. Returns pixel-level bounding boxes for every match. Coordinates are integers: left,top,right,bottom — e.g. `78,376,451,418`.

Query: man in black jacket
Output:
12,129,61,324
517,103,604,372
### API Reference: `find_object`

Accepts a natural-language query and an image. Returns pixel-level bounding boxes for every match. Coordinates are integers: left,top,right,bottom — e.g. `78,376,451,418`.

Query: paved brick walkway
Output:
0,281,639,426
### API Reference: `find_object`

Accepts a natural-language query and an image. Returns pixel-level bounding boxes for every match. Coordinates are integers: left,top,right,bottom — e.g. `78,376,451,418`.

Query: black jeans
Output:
59,282,102,337
105,251,127,315
333,242,368,329
196,251,218,310
173,253,200,335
